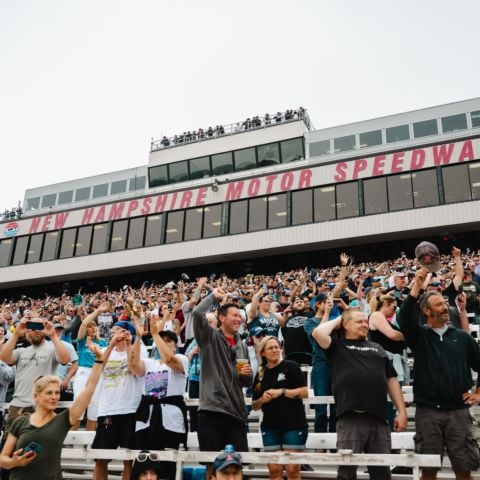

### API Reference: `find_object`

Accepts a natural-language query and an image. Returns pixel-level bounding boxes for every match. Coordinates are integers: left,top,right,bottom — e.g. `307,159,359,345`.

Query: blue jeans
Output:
311,360,336,432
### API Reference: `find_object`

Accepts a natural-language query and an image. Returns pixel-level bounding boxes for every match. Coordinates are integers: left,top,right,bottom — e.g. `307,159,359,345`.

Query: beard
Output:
30,335,44,346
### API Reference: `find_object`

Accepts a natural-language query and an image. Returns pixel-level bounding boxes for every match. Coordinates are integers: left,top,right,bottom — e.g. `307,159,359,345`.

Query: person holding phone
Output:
0,339,113,480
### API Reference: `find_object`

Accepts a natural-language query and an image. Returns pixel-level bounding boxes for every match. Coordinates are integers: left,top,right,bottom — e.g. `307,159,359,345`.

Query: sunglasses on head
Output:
136,452,160,462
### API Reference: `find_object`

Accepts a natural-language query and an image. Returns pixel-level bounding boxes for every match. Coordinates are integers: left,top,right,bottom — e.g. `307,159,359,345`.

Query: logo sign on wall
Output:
4,222,19,238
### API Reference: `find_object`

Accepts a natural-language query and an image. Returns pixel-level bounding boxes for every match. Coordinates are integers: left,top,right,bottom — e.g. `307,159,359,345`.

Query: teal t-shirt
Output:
77,336,108,368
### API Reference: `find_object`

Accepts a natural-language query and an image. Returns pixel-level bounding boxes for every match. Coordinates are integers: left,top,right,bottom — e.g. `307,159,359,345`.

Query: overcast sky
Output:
1,0,479,212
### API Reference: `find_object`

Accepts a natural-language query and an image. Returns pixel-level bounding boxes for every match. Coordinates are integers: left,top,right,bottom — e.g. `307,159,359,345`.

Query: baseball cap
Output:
115,321,136,342
250,326,267,337
212,451,243,473
395,271,406,277
372,277,382,283
53,323,64,330
415,241,441,273
159,330,178,344
315,293,328,302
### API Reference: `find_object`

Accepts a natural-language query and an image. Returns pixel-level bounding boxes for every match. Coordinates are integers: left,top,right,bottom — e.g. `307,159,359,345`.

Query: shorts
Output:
261,426,308,450
92,413,136,451
73,366,102,421
415,405,480,472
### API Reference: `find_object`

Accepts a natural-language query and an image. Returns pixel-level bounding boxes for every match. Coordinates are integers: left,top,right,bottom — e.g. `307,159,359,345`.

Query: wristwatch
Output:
281,388,286,396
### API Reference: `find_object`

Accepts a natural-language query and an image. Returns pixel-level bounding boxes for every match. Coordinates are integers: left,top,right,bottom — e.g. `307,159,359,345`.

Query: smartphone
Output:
26,322,43,331
23,441,42,454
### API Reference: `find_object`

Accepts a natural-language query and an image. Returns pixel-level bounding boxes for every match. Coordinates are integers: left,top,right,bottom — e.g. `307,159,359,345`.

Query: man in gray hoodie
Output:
193,286,253,457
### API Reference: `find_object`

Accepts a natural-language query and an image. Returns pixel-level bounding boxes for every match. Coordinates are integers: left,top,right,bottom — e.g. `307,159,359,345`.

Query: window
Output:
12,236,28,265
387,174,413,211
442,164,471,203
442,114,467,133
93,184,109,198
41,194,56,208
169,161,189,184
110,220,128,251
189,157,211,180
165,211,184,243
386,125,409,143
359,130,382,148
309,140,330,157
268,193,288,228
212,152,234,175
149,166,169,188
203,204,222,238
334,135,355,153
26,197,40,210
91,223,108,254
363,177,388,215
42,231,59,260
145,215,163,246
59,228,76,258
75,187,91,202
469,162,480,200
234,148,257,172
248,197,267,231
184,208,203,241
229,200,248,234
75,226,92,256
257,143,280,167
27,234,44,263
291,190,313,225
314,186,336,222
0,239,13,267
336,182,359,219
413,119,438,138
130,176,146,191
111,180,127,195
127,217,145,249
472,110,480,128
280,138,303,163
412,169,439,207
58,190,73,204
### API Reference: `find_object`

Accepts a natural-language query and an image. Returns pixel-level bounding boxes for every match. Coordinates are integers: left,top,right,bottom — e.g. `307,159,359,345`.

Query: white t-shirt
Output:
136,355,189,434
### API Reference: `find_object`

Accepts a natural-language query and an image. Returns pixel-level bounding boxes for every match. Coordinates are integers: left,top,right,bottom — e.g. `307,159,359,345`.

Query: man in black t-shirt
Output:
312,309,407,480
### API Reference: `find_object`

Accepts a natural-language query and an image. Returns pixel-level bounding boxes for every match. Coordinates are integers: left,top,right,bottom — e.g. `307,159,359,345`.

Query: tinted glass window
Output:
184,208,203,241
248,197,267,231
12,236,28,265
111,180,127,195
0,239,13,267
229,200,248,234
309,140,330,157
169,161,189,184
145,214,163,246
26,197,40,210
75,226,92,256
234,148,257,172
42,231,59,260
413,119,438,138
127,217,145,249
314,186,336,222
336,182,359,219
165,211,184,243
412,169,439,207
387,174,413,211
292,190,313,225
359,130,382,148
41,194,56,208
93,184,109,198
59,228,76,259
268,193,288,228
363,177,388,215
149,166,169,187
386,125,409,143
442,164,471,203
91,223,108,254
469,162,480,200
189,157,211,180
441,114,467,133
130,176,146,191
281,138,303,163
203,204,222,238
212,152,234,175
27,234,44,263
257,143,280,167
58,191,73,204
472,110,480,128
110,220,128,251
75,187,91,202
334,135,355,153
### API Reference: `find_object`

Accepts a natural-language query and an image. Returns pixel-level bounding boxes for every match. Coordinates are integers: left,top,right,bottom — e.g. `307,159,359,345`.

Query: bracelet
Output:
94,360,104,364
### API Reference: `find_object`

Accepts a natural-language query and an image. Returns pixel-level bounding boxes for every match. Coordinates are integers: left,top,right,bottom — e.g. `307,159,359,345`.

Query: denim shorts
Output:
261,426,308,450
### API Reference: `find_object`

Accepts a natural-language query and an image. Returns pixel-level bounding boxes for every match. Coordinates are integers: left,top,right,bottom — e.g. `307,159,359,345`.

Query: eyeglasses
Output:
136,452,160,462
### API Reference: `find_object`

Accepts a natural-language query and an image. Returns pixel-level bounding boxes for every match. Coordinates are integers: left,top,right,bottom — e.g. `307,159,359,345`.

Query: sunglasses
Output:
136,452,160,462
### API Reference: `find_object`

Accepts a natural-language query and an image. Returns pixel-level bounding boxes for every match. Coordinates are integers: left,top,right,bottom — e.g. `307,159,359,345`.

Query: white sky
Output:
1,0,479,212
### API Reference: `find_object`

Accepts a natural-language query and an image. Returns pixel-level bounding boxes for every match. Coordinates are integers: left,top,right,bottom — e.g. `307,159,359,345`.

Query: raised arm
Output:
129,315,146,376
43,321,71,365
151,311,184,373
192,288,221,347
312,315,342,349
452,246,464,290
0,321,27,365
77,302,109,341
248,287,265,322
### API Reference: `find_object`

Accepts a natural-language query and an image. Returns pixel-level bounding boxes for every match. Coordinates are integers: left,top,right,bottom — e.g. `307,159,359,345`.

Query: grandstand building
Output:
1,98,480,294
